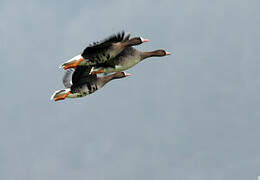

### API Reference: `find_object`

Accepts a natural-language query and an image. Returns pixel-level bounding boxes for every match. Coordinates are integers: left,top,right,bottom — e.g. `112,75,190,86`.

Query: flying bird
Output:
90,47,171,74
60,32,170,75
51,66,131,101
61,32,149,70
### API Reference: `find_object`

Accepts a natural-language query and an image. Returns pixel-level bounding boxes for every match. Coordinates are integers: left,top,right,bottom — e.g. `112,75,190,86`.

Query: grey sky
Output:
1,0,260,179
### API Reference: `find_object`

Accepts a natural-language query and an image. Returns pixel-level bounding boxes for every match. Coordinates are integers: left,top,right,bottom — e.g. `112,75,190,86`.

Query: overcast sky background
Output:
1,0,260,179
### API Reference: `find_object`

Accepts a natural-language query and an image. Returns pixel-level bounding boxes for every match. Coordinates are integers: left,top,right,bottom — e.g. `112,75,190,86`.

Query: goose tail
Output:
50,88,71,102
60,54,84,70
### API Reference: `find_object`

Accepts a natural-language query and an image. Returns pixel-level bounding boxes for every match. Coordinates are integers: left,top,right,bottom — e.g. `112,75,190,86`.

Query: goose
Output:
89,47,171,74
61,32,149,70
51,66,131,101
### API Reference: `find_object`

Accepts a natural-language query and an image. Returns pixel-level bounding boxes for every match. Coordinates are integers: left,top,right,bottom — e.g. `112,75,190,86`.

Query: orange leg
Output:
91,69,105,75
64,58,84,70
54,91,71,101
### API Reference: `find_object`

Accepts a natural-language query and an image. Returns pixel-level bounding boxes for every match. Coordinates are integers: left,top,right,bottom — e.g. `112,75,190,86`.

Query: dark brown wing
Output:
71,66,97,88
81,31,130,64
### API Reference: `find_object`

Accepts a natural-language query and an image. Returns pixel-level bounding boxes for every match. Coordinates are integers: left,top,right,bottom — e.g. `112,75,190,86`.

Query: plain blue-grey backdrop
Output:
1,0,260,179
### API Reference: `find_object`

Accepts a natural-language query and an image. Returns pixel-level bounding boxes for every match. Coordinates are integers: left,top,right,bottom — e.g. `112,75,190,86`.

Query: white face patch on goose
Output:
139,37,149,43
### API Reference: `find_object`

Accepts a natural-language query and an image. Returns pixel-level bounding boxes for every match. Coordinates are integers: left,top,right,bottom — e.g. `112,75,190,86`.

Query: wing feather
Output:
81,31,130,62
71,66,97,87
62,69,75,88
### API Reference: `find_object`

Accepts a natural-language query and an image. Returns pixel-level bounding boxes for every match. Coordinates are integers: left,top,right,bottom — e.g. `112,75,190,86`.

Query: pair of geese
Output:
51,32,171,101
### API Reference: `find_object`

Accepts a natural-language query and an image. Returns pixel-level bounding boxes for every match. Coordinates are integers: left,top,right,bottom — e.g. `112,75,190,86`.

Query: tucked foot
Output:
63,58,84,70
91,69,105,75
54,91,71,101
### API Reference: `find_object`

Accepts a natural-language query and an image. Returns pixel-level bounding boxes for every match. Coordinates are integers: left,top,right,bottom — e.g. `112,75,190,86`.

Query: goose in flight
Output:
90,47,171,75
51,66,131,101
61,32,149,70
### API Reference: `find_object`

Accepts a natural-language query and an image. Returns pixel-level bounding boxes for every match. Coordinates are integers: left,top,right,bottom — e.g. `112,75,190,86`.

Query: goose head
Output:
112,72,132,79
126,37,149,46
151,50,171,57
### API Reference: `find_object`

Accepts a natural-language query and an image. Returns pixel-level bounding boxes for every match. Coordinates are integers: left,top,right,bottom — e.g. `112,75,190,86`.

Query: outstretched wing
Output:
81,31,130,64
71,66,97,87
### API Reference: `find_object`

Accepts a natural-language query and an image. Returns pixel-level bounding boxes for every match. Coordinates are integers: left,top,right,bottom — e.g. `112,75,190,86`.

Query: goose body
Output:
90,47,171,74
61,32,149,69
95,47,142,73
51,66,130,101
